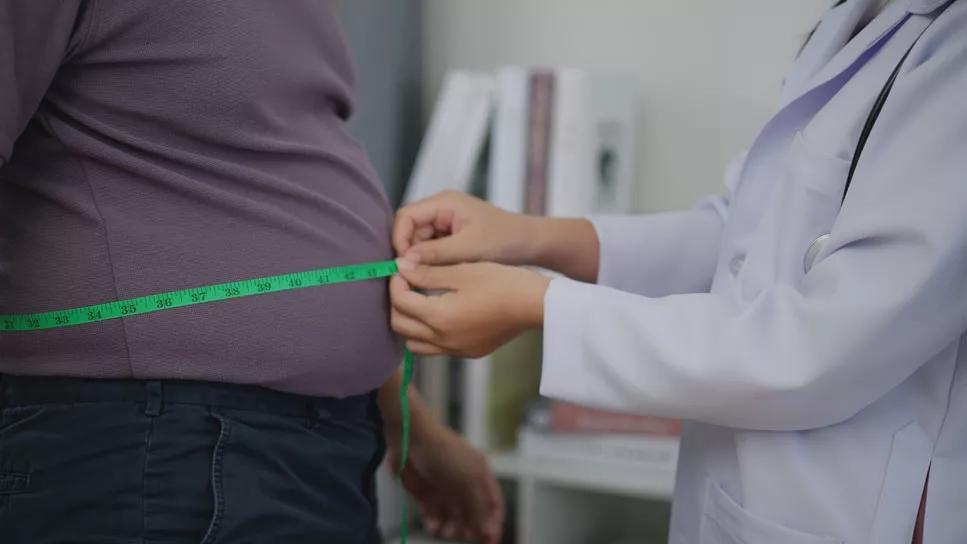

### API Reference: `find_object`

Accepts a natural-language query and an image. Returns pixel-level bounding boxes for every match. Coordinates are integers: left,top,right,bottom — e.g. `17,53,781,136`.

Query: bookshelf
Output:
389,451,673,543
397,66,675,543
487,434,676,543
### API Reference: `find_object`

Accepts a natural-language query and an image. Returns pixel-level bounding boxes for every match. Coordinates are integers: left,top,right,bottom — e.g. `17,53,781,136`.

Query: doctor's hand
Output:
394,190,533,266
394,191,600,282
390,259,550,358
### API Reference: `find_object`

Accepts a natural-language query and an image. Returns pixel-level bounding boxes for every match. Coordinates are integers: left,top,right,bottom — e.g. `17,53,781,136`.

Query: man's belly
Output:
0,135,400,397
1,255,400,398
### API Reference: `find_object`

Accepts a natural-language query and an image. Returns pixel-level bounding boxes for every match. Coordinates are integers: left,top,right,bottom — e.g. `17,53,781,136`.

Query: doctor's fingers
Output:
393,213,443,255
417,224,437,242
391,307,437,342
397,263,467,291
406,339,446,356
393,197,459,254
406,232,477,266
389,274,436,321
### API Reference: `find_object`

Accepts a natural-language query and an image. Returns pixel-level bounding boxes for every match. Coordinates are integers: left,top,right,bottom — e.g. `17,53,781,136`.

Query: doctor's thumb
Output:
397,263,464,291
406,236,469,266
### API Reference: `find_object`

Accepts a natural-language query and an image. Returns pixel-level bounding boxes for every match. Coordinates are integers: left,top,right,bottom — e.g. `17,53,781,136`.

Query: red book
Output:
523,71,555,215
551,402,681,437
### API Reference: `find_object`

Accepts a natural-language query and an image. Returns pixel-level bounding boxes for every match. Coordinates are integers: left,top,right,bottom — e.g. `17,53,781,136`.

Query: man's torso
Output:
0,0,400,396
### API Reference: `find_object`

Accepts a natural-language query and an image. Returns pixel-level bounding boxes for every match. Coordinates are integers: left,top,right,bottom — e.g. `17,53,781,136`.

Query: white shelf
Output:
488,450,675,501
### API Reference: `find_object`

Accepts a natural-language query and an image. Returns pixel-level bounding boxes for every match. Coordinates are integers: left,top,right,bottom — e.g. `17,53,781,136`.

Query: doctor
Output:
389,0,967,543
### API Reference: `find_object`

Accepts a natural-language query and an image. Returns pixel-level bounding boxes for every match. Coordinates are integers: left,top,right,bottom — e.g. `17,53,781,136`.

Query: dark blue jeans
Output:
0,375,385,543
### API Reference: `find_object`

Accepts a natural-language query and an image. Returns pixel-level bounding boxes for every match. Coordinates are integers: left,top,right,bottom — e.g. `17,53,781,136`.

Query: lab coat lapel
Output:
721,0,920,253
909,0,954,13
778,0,870,107
777,0,913,112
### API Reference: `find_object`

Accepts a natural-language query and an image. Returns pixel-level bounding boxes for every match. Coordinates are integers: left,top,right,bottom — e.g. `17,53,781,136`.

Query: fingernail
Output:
404,251,421,266
396,253,420,271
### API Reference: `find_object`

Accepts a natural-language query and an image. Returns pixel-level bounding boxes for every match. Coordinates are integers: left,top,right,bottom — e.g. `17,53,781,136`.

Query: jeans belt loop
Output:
144,381,163,417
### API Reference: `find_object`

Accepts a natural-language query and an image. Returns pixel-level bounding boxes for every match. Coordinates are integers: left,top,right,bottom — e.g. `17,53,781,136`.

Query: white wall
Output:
423,0,828,212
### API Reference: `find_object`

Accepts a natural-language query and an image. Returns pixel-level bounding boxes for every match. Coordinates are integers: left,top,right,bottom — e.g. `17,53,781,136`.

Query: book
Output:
523,71,555,216
486,67,637,218
546,68,594,217
486,66,530,213
547,69,638,217
464,70,552,451
403,71,495,204
403,70,495,426
589,76,638,214
462,67,639,453
550,402,681,437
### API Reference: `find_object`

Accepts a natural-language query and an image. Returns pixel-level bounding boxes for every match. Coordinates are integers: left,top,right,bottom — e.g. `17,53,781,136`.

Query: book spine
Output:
523,71,555,216
546,69,594,217
487,67,529,213
403,72,494,204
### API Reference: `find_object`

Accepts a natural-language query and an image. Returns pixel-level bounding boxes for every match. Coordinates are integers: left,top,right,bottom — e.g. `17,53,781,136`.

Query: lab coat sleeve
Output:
541,21,967,431
0,1,84,166
590,150,745,296
589,201,725,297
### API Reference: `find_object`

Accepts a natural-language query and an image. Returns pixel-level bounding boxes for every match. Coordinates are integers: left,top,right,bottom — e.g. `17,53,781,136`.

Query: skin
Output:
377,368,505,544
390,189,600,357
386,190,600,541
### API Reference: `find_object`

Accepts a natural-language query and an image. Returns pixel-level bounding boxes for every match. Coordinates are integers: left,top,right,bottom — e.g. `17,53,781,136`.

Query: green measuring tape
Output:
0,259,415,543
1,260,400,331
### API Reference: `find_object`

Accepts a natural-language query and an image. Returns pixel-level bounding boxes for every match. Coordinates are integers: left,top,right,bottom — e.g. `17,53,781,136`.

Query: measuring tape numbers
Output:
1,260,400,332
0,258,416,543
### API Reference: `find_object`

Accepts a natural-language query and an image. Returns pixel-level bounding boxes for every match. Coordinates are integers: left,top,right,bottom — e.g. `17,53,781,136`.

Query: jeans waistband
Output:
0,374,377,421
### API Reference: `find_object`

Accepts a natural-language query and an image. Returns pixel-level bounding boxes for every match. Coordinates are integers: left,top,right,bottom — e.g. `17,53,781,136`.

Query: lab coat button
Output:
729,254,746,276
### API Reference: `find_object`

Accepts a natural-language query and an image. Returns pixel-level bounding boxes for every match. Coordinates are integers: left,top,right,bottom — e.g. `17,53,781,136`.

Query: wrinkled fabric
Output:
542,1,967,543
0,0,400,397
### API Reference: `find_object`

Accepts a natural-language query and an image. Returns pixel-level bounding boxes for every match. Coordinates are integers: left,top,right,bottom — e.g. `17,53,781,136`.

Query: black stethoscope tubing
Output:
802,2,952,274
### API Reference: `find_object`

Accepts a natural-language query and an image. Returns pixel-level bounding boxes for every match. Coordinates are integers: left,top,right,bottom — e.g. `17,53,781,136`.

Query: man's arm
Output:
0,1,87,165
378,368,505,543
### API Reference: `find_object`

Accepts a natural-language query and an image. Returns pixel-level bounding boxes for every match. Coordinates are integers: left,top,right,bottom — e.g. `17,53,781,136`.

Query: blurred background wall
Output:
338,1,423,536
422,0,828,212
340,0,423,206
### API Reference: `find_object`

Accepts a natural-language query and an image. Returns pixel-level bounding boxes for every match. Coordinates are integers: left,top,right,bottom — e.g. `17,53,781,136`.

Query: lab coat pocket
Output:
774,131,851,281
869,421,933,544
700,482,843,544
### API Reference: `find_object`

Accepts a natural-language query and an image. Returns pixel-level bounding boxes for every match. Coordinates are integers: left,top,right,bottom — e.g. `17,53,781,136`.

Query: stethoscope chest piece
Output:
803,233,831,274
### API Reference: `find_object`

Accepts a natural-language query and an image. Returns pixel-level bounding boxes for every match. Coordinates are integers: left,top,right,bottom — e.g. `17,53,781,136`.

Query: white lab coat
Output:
539,1,967,543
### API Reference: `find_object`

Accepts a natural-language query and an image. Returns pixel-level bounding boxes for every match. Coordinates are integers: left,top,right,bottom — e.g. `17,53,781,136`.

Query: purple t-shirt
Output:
0,0,401,396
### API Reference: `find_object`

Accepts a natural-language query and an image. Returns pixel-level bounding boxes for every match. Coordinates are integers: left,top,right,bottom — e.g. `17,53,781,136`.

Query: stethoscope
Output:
802,4,950,274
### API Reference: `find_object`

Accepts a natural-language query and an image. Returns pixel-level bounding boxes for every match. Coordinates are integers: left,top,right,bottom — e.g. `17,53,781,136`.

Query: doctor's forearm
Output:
528,217,600,283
